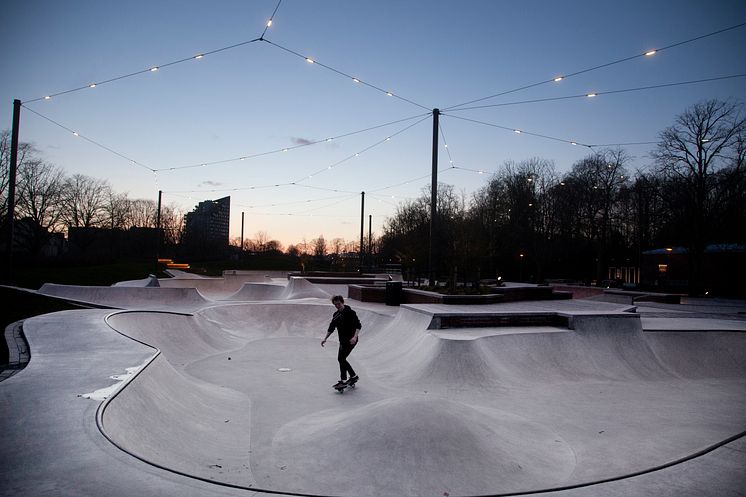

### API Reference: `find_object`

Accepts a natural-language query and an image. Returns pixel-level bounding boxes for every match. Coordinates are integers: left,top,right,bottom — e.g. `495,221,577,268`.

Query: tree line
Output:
0,131,185,255
379,100,745,294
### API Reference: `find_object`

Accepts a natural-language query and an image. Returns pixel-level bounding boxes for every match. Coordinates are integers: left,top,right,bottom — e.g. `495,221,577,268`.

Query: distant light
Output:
352,78,360,83
571,142,578,146
528,203,533,207
277,367,291,372
306,58,314,64
194,54,204,60
386,137,391,141
326,137,332,142
355,153,360,157
89,83,97,88
527,177,533,182
665,247,673,252
514,129,521,134
150,66,159,72
560,182,566,186
44,96,51,100
386,92,393,97
701,138,710,143
645,50,657,56
478,170,484,174
554,76,564,82
282,148,288,152
586,93,597,98
267,19,273,27
444,144,448,148
73,132,79,137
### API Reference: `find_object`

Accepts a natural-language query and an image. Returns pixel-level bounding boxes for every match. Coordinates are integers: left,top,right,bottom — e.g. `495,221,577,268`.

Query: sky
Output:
2,0,745,249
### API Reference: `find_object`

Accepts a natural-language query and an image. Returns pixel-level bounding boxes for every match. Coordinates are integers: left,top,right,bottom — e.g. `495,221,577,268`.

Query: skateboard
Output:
332,378,358,393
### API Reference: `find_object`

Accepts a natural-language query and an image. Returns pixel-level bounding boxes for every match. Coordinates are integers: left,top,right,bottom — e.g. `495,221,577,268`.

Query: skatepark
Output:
1,271,745,496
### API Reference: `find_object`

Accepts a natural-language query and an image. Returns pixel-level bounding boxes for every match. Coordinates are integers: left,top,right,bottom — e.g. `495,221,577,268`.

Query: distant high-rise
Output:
183,196,230,258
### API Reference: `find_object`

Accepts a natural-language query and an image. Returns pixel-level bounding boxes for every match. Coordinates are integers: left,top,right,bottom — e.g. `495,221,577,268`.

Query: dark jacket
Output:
327,305,362,342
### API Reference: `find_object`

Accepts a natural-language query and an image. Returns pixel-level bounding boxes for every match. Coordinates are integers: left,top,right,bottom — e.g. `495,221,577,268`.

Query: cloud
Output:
291,136,314,146
198,180,222,188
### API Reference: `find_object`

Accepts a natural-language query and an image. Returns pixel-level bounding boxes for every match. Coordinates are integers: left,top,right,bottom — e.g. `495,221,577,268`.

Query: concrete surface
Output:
1,280,745,496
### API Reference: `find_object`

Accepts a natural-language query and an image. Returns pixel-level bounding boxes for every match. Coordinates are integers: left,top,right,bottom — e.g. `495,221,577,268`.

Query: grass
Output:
10,260,162,290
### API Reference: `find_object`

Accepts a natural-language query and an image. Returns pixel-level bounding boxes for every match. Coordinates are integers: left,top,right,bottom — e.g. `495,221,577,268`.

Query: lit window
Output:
658,264,668,274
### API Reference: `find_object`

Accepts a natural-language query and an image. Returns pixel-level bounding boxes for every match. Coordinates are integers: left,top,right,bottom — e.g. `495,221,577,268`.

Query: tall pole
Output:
5,99,21,283
368,214,372,269
155,189,162,276
429,108,440,285
240,211,245,252
359,191,365,272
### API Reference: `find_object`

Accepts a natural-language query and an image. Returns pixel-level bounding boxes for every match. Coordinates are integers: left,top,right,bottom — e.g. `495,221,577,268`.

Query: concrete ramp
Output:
158,273,273,299
93,301,746,496
37,283,209,310
112,275,159,287
226,277,330,301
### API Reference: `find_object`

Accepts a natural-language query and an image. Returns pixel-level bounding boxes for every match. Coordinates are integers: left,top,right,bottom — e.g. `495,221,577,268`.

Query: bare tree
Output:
312,235,327,257
61,174,109,228
160,203,185,245
126,198,157,228
16,158,66,231
1,130,37,224
102,187,130,230
253,230,269,251
652,99,745,295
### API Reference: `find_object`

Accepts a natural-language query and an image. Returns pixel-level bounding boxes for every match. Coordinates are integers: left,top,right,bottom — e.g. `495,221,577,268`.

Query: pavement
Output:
1,276,745,496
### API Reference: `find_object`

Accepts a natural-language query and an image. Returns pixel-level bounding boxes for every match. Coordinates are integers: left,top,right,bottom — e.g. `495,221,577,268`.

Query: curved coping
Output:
96,309,746,497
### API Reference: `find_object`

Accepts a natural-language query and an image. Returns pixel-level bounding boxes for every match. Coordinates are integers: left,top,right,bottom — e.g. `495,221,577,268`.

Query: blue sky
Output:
2,0,745,247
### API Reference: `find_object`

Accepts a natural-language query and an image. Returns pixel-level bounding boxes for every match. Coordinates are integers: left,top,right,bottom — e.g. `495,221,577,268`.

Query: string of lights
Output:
445,73,746,112
233,192,354,209
292,114,431,184
22,38,263,104
443,21,746,111
154,112,429,172
23,102,427,175
261,38,432,112
260,0,284,39
443,114,593,148
22,104,156,172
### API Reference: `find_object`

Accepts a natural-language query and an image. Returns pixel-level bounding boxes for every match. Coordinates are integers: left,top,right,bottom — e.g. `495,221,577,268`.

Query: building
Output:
182,196,230,259
641,244,746,297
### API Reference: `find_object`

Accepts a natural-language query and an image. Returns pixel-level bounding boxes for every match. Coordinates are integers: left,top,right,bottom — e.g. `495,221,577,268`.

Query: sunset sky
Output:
2,0,745,248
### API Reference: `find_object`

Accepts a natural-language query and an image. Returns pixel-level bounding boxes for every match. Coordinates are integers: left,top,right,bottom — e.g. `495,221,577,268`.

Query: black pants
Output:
338,342,357,381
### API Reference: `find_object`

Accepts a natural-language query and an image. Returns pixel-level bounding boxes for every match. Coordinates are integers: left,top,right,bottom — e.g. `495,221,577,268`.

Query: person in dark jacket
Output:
321,295,361,388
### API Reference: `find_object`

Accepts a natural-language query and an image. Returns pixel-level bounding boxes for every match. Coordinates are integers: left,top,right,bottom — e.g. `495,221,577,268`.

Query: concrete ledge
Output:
605,289,683,304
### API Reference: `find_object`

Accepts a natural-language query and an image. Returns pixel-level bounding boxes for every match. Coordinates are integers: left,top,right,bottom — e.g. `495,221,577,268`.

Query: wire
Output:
156,113,429,172
292,114,431,184
22,104,156,172
23,38,262,104
261,38,432,111
260,0,284,39
443,114,593,148
234,192,354,209
443,21,746,111
446,73,746,112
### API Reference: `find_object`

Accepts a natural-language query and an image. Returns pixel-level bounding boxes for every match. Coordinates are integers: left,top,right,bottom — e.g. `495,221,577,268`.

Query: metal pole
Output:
359,191,365,272
368,214,372,269
155,189,162,275
241,211,245,252
5,99,21,283
429,108,439,285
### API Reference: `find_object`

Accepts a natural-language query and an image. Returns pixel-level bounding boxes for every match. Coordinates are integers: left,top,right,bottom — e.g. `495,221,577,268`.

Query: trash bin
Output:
385,281,402,306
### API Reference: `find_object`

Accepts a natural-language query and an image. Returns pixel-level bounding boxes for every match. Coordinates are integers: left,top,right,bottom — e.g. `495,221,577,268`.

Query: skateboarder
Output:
321,295,361,389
